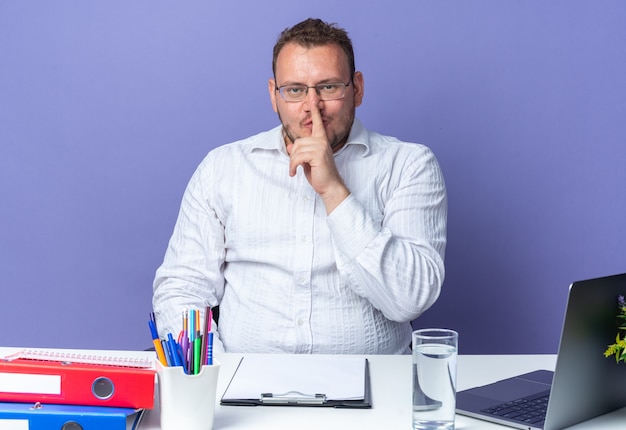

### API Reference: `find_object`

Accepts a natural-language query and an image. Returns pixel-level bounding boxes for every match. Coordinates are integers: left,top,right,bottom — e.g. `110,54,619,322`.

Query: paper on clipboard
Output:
222,355,366,402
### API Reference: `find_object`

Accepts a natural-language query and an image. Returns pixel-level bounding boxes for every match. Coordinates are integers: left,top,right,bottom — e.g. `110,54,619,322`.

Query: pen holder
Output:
157,361,221,430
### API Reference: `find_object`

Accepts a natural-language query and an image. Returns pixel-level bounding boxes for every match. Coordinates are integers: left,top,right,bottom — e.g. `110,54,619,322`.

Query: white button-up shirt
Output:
153,119,447,354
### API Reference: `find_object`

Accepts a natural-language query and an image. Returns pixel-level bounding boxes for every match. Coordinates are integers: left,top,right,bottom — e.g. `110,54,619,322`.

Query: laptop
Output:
456,273,626,430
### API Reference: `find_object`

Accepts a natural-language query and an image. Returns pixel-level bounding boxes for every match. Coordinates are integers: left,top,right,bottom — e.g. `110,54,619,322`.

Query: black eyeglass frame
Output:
274,80,353,102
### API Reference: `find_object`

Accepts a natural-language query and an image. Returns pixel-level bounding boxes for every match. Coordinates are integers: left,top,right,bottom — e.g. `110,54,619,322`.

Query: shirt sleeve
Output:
326,145,447,323
152,160,226,352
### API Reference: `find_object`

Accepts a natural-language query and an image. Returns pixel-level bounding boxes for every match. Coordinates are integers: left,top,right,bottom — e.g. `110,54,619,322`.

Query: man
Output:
153,18,447,354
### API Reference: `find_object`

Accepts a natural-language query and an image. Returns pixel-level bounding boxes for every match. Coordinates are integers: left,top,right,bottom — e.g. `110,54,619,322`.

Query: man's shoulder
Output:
223,126,282,150
200,126,282,161
351,119,430,154
364,128,435,159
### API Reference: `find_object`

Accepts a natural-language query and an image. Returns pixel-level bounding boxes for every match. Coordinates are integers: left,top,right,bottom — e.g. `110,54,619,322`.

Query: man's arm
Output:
287,101,446,322
327,146,447,323
152,162,227,352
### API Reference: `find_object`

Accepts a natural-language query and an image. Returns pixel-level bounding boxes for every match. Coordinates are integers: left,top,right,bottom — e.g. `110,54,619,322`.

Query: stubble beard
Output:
277,110,353,152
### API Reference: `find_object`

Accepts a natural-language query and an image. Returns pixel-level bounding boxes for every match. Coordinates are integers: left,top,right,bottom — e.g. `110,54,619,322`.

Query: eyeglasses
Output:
275,81,352,102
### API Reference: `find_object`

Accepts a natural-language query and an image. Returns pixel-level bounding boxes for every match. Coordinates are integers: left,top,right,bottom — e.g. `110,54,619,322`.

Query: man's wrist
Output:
321,184,350,214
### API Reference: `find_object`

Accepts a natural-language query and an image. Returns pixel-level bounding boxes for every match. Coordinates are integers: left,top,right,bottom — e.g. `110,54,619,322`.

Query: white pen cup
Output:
412,328,458,430
157,361,221,430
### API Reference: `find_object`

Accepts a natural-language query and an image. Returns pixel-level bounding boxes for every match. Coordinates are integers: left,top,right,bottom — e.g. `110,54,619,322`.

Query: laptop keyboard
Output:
482,393,550,427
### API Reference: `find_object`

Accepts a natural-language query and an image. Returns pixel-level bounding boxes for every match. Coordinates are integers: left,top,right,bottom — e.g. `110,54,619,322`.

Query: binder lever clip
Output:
260,391,326,405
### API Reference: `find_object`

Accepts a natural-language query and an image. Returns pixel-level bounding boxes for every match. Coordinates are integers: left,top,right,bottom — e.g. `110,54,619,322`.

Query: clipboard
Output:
220,355,371,408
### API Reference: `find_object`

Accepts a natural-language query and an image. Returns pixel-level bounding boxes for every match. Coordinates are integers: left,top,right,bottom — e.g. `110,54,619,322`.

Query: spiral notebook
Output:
1,348,154,368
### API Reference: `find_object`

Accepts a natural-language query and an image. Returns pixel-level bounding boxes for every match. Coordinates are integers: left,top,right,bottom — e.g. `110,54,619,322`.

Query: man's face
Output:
269,42,364,151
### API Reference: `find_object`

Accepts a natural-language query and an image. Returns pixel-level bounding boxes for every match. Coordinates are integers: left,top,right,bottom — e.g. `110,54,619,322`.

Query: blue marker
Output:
207,332,214,365
167,333,182,367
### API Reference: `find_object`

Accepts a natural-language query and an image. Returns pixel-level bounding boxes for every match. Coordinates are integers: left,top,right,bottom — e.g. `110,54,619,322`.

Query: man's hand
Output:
286,104,350,213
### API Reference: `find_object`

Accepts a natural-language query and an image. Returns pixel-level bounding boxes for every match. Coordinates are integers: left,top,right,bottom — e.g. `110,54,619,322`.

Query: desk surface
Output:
1,348,624,429
139,352,626,430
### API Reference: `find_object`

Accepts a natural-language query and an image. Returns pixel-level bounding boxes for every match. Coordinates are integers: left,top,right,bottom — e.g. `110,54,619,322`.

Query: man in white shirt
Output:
152,18,447,354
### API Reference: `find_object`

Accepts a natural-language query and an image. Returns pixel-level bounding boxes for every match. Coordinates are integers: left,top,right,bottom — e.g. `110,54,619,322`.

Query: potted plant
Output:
604,295,626,363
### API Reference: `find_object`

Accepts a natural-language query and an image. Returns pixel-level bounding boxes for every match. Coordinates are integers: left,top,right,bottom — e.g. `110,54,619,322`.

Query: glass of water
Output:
412,328,458,430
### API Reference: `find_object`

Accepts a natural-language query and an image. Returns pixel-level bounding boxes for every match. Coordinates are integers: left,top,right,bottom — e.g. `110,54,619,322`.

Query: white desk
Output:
1,348,624,429
138,353,626,430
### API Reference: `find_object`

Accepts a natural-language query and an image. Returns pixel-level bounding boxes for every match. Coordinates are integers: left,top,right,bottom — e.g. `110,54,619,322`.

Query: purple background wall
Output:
1,1,624,353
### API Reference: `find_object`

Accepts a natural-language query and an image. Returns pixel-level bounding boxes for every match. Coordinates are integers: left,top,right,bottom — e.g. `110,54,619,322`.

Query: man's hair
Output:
272,18,355,79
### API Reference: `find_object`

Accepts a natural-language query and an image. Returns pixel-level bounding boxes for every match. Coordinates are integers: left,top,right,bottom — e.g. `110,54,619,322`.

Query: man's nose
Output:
303,87,323,108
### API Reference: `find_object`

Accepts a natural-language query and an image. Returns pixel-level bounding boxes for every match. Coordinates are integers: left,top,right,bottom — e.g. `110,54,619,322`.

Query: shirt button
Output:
303,195,310,202
297,319,304,326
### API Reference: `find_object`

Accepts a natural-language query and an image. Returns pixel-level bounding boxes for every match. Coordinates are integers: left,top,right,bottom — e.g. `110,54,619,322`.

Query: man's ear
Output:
268,78,278,113
352,71,365,108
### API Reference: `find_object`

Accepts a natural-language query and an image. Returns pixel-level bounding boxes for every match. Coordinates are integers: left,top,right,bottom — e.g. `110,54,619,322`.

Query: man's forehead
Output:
275,43,350,77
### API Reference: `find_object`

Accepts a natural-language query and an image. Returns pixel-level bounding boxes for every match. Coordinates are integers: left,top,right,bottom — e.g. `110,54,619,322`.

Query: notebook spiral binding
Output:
2,349,153,368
